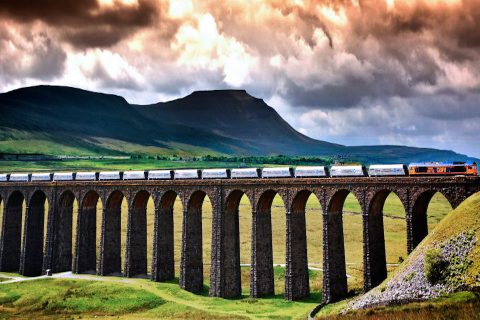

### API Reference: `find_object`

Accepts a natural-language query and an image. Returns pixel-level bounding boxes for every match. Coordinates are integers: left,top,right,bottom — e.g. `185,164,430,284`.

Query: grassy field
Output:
67,191,450,295
0,274,323,319
0,191,455,319
316,191,480,319
0,158,457,318
0,190,452,296
316,291,480,320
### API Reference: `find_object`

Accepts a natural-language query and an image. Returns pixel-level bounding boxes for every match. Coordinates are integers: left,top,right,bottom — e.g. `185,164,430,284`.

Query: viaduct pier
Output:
0,176,478,303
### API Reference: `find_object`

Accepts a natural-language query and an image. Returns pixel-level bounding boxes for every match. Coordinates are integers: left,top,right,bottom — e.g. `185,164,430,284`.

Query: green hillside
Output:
0,85,476,163
318,192,480,319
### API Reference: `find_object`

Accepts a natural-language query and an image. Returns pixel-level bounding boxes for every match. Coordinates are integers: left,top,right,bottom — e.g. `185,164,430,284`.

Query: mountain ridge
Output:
0,85,476,163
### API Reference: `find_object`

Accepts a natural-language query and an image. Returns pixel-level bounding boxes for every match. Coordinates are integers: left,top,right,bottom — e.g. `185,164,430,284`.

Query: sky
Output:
1,0,479,158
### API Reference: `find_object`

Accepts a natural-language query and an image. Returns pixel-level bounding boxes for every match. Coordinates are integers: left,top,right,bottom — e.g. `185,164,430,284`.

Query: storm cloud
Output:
0,0,479,157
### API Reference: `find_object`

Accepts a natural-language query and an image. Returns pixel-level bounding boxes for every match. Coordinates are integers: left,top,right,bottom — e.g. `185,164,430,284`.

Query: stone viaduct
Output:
0,176,478,303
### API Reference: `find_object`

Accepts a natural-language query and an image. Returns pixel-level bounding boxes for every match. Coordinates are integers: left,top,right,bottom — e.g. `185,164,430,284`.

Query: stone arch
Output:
257,189,286,213
0,191,25,271
180,189,211,293
99,190,125,276
0,193,2,238
220,189,252,298
51,190,76,273
152,190,180,282
328,189,351,214
364,189,407,290
74,190,100,274
323,189,364,302
409,190,453,251
285,190,319,300
250,189,285,298
125,190,151,277
20,190,48,276
160,190,179,209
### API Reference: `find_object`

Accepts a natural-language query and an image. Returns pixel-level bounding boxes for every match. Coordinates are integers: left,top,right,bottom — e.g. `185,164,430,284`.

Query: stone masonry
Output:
0,176,478,304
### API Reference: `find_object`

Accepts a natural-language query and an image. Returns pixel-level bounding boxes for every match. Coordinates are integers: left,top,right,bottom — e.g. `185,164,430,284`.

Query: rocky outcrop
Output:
348,231,477,311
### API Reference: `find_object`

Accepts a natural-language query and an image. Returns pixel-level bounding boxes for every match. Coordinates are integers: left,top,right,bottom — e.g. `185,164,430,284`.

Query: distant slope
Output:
0,86,258,156
0,85,476,162
349,191,480,310
136,90,341,155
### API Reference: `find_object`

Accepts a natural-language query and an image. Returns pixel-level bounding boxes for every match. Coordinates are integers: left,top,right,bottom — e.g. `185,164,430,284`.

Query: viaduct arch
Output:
0,176,478,303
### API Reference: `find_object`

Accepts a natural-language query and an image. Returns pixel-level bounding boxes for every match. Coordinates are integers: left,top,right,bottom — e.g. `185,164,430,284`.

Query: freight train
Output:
0,162,476,182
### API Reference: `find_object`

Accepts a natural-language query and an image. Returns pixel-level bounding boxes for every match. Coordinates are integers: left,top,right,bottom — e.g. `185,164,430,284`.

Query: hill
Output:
0,85,476,163
347,191,480,311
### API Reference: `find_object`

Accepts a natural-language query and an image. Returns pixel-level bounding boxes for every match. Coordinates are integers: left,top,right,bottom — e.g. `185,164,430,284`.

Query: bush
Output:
424,249,449,284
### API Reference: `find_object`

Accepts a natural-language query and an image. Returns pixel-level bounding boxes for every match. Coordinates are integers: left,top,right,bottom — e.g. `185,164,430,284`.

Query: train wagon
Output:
202,169,231,179
330,165,367,177
174,169,201,179
368,164,408,177
123,171,147,180
294,166,329,178
262,167,294,178
53,172,76,181
0,174,10,182
99,171,123,180
9,173,30,182
75,172,99,181
231,168,262,179
408,161,478,176
148,170,174,180
31,173,53,181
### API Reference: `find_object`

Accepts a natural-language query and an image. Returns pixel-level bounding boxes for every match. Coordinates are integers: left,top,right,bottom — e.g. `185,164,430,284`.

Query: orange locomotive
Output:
408,161,478,176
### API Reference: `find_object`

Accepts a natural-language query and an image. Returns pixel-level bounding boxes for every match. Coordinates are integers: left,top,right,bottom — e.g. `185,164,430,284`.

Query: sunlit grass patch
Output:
0,279,163,316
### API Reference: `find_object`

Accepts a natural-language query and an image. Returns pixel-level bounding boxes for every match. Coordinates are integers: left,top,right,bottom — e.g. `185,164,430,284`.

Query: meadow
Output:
0,159,456,318
0,189,452,296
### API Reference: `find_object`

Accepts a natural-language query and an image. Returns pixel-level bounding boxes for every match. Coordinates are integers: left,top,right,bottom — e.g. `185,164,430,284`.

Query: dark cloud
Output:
1,0,479,157
0,0,160,48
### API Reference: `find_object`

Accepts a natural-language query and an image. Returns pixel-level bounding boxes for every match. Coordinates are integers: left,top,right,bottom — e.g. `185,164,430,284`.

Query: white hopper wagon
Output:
53,172,75,181
99,171,123,180
148,170,173,180
75,172,98,181
9,173,30,182
202,169,231,179
294,166,329,178
123,171,147,180
31,173,53,181
174,169,201,180
231,168,261,179
368,164,407,177
330,165,366,177
262,167,293,178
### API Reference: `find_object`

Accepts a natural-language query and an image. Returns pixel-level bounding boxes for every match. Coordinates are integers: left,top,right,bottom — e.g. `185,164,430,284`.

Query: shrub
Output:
424,249,449,284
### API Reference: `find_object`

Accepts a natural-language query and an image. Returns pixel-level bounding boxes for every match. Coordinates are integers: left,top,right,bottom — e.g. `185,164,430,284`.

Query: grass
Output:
0,158,457,319
396,190,480,286
317,291,480,320
0,275,322,319
0,188,452,297
316,191,480,319
0,278,163,317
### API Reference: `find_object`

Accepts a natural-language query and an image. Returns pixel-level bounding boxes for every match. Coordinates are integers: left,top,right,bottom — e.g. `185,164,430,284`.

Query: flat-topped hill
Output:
0,85,475,163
